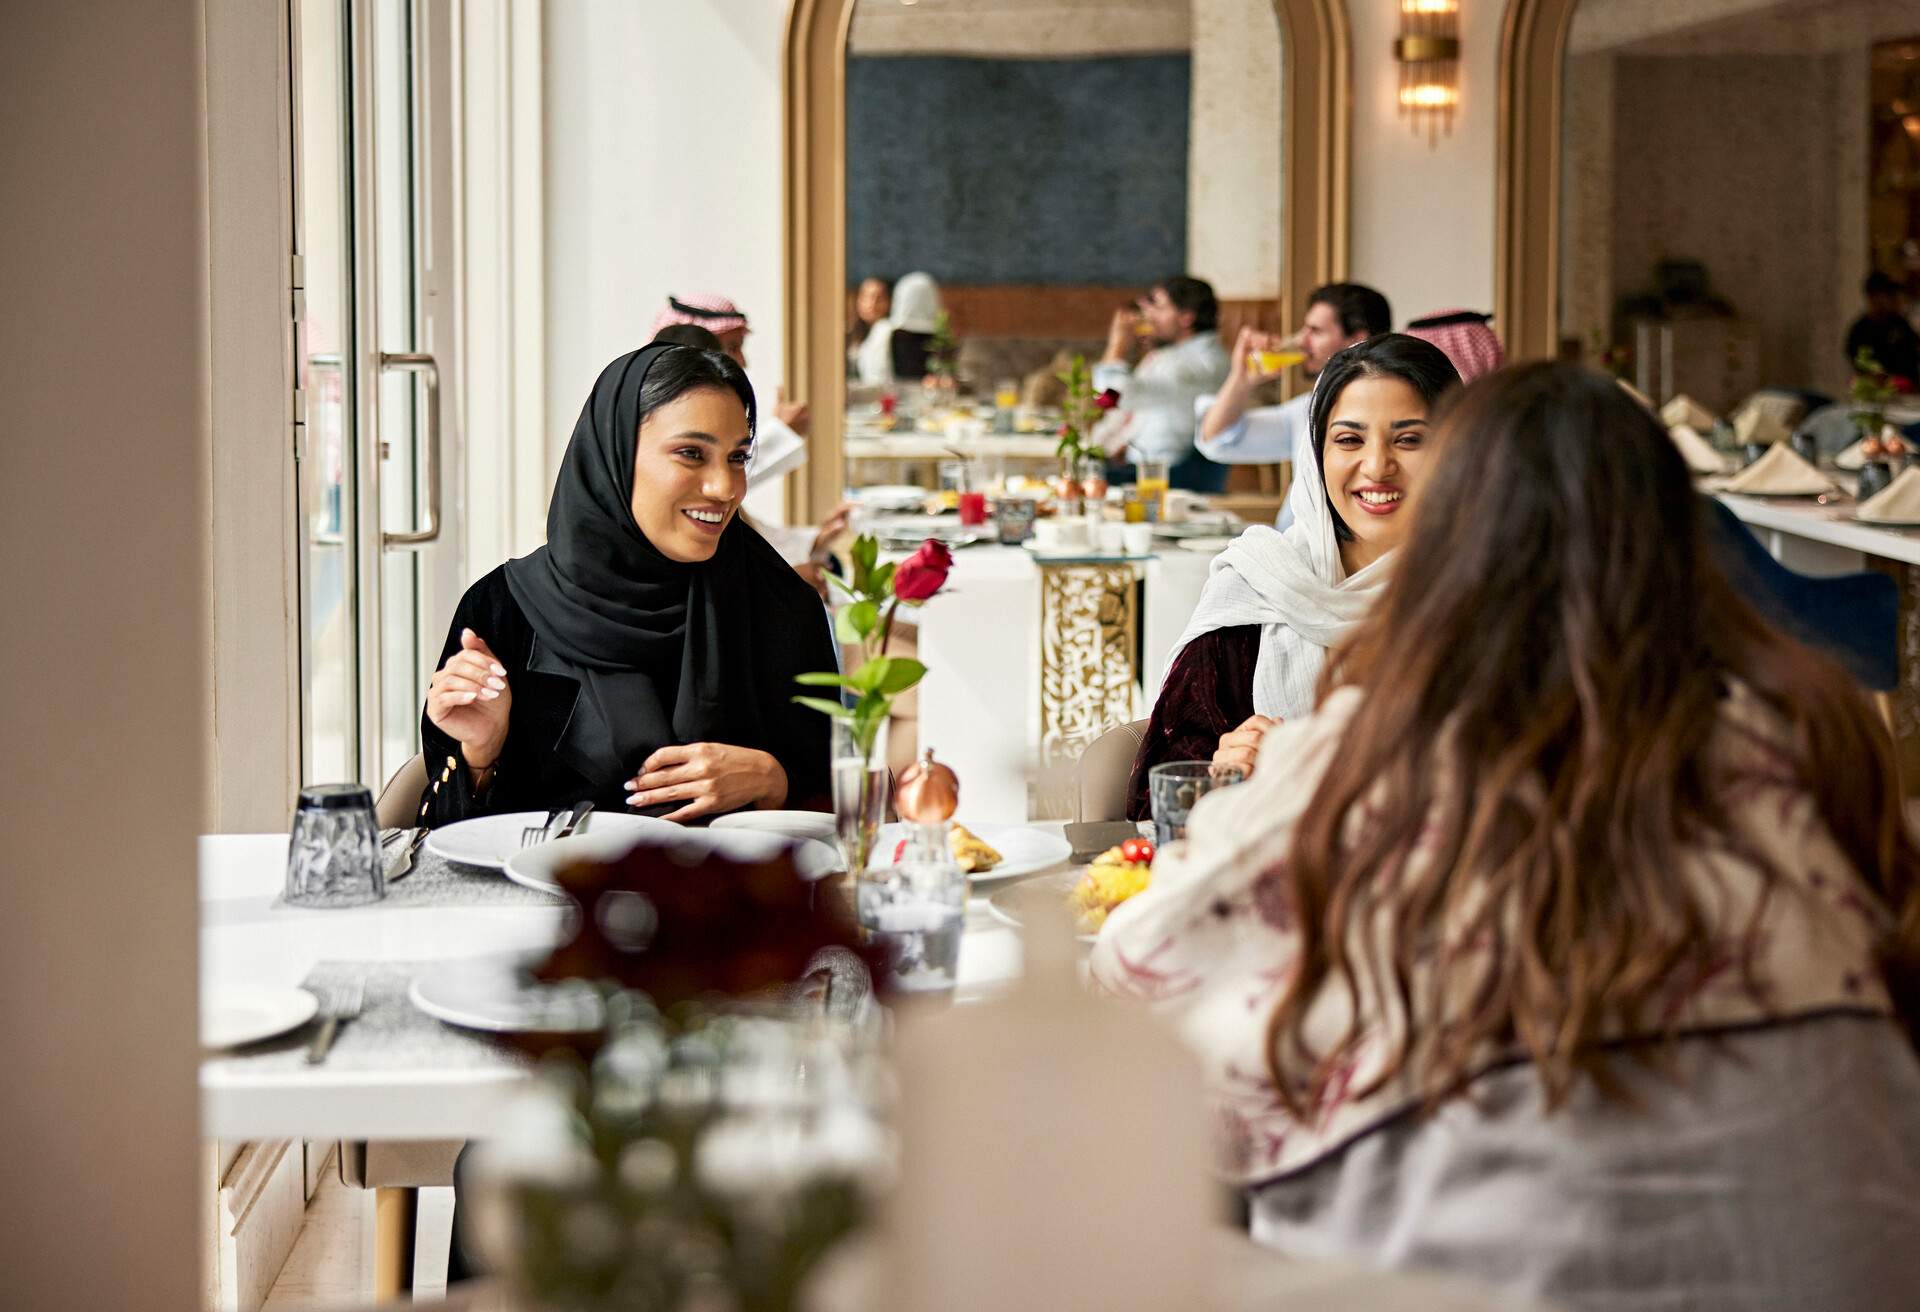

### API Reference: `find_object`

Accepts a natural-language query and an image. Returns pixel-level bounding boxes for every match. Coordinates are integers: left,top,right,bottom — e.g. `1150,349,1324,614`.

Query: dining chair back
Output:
1704,498,1899,691
1076,719,1149,822
375,752,428,829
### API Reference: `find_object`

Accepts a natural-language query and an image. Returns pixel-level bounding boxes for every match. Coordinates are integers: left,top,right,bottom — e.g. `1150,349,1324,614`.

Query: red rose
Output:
1893,376,1915,394
1057,421,1070,436
1094,388,1120,410
893,539,953,601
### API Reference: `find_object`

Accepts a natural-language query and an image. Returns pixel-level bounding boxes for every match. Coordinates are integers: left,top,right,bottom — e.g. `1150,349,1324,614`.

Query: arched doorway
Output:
780,0,1354,522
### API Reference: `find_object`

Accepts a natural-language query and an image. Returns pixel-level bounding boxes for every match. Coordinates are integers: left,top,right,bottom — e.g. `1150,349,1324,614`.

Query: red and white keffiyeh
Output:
650,293,749,338
1405,309,1504,382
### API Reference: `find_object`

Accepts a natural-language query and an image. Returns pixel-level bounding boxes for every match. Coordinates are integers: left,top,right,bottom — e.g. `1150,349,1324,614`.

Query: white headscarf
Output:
1171,394,1394,720
889,272,942,334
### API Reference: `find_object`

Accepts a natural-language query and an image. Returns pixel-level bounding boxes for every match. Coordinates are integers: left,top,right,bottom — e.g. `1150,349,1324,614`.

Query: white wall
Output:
544,0,791,523
1347,0,1504,327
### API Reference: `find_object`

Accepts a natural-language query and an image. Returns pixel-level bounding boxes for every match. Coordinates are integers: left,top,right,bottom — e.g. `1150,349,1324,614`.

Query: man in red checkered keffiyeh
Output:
1405,309,1504,382
651,294,750,360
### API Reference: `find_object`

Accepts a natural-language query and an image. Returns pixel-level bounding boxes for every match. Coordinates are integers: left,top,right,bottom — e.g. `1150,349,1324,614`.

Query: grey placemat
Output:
205,960,529,1074
274,846,570,912
382,846,569,909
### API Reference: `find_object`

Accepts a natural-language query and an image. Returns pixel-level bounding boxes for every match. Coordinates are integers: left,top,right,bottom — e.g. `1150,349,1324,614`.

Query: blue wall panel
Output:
846,54,1190,287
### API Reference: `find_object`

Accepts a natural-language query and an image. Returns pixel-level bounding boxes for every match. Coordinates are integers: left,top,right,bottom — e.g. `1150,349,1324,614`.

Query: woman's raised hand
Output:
625,743,788,822
1213,713,1276,778
426,628,511,769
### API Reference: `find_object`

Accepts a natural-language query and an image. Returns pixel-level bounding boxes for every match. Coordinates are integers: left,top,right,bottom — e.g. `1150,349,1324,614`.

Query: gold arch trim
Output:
1495,0,1580,362
781,0,1353,524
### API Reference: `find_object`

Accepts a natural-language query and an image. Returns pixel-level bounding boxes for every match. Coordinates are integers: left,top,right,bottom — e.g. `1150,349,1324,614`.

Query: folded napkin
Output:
1721,442,1834,496
1732,391,1808,433
1670,423,1729,475
1734,407,1794,447
1661,394,1715,431
1617,378,1655,411
1836,436,1871,472
1857,465,1920,522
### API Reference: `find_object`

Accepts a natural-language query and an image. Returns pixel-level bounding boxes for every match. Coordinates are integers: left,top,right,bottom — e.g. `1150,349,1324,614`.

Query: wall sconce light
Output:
1395,0,1461,147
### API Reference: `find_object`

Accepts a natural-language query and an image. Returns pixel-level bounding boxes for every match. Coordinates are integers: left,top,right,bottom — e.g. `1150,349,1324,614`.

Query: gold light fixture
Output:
1395,0,1461,147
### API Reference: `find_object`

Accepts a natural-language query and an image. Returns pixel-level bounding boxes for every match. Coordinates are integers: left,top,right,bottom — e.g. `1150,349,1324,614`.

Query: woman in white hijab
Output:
856,271,944,386
1123,335,1460,818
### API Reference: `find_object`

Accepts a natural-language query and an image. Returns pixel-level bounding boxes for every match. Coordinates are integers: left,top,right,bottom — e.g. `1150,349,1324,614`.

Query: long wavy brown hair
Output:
1266,363,1920,1116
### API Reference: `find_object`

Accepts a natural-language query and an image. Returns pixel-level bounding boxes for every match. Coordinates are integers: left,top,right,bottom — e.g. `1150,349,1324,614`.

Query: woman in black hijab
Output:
417,343,836,825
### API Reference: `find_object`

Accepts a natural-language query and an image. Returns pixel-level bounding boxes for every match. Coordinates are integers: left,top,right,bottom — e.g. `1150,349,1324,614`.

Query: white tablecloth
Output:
199,833,1030,1142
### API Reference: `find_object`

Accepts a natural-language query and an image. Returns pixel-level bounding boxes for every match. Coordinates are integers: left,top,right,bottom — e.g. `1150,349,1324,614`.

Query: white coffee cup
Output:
1097,523,1126,554
1031,519,1063,550
1053,518,1091,550
1121,524,1154,556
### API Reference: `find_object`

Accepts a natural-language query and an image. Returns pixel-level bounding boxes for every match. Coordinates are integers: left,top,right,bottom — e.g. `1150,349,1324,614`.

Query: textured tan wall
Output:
0,1,206,1307
1189,0,1284,301
1567,52,1861,396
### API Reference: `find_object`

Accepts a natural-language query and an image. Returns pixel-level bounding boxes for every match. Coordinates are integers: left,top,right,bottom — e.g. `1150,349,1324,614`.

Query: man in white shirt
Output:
1093,275,1232,491
1194,282,1391,525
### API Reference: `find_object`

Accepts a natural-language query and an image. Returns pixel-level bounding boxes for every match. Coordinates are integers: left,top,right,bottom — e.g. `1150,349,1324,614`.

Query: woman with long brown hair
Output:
1091,363,1920,1309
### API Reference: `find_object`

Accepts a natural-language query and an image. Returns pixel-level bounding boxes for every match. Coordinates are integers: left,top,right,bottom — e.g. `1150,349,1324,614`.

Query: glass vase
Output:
831,718,890,881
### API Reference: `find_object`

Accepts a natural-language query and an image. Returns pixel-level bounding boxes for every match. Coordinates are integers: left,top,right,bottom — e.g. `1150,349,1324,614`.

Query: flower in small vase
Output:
893,539,952,601
1094,387,1120,411
793,534,950,766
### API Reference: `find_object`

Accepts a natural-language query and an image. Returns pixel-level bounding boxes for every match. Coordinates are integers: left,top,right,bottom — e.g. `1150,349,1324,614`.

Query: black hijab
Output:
503,344,772,788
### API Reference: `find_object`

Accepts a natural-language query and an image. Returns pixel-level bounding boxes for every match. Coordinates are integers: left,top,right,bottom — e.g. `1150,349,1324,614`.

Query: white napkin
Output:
1857,465,1920,523
1661,394,1715,431
1734,407,1793,447
1732,391,1807,433
1670,423,1729,475
1720,443,1833,496
1835,437,1870,472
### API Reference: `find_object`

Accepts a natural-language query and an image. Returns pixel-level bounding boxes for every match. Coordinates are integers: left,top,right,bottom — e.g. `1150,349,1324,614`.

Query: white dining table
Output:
199,833,1032,1143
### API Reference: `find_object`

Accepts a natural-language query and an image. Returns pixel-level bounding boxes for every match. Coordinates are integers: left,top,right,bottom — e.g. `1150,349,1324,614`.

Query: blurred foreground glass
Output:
285,784,385,907
1147,761,1245,849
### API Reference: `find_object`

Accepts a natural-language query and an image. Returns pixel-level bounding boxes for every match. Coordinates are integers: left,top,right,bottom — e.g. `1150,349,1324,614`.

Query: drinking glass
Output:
831,719,890,882
1147,761,1245,849
1135,458,1171,521
284,783,385,907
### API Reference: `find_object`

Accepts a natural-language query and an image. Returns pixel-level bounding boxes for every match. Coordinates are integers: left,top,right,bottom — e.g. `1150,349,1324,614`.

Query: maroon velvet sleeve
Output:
1125,625,1263,820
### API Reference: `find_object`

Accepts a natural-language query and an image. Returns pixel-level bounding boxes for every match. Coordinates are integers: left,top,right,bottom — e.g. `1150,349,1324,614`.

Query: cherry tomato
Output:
1120,837,1155,865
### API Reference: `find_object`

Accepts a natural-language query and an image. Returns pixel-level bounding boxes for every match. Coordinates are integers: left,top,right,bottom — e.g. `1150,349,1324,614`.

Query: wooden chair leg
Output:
373,1186,418,1301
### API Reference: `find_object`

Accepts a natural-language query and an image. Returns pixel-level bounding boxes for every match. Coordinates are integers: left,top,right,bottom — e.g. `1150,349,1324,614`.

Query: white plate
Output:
851,484,931,510
503,826,844,897
874,821,1071,885
710,809,839,845
409,954,606,1035
985,869,1098,943
201,985,318,1050
424,810,672,871
1177,536,1239,553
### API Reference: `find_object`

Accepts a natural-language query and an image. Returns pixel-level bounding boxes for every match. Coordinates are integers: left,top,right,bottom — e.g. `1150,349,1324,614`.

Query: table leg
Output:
374,1186,418,1301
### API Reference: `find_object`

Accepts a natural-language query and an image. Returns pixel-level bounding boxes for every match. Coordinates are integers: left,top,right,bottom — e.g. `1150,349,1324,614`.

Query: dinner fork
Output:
305,975,365,1066
521,806,567,849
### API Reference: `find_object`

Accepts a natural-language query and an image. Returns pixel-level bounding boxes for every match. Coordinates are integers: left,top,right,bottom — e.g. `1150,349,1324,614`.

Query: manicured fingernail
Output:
462,627,474,639
479,688,499,700
486,676,505,690
459,691,477,703
489,662,506,677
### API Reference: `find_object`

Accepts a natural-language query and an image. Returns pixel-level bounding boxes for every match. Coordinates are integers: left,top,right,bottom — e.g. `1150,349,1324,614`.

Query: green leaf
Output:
793,671,857,689
874,657,926,695
792,695,854,720
852,689,890,721
850,533,878,593
872,561,896,597
845,657,888,693
834,599,878,644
